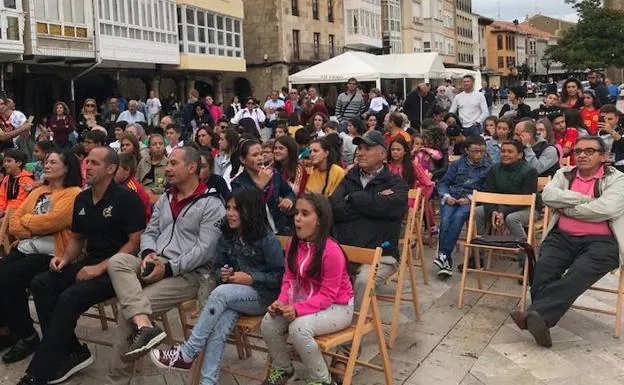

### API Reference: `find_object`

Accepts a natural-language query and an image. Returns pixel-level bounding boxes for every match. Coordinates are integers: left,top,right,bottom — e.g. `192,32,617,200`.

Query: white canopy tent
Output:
288,51,448,98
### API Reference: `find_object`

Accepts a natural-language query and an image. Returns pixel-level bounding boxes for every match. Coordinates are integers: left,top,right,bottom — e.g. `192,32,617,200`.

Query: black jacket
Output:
499,103,532,120
403,90,436,130
329,166,408,258
591,81,611,106
214,231,285,307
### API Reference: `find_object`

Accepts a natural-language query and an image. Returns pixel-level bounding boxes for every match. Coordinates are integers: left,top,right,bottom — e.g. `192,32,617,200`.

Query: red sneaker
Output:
149,345,193,372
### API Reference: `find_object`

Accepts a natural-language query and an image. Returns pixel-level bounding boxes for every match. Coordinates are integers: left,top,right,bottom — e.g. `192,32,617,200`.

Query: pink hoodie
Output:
278,238,353,317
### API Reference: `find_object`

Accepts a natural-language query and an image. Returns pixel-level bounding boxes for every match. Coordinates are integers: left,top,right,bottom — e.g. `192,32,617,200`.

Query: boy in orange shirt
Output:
0,149,36,217
115,152,152,222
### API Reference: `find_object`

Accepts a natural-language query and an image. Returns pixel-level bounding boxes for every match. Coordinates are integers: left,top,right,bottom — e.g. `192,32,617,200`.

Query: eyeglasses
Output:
219,124,228,129
573,147,603,156
467,148,485,154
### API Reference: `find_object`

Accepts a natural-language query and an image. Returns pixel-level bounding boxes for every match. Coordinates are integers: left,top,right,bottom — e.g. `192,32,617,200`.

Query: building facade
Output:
3,0,247,119
400,0,424,54
242,0,344,96
486,20,559,87
421,0,456,66
477,15,493,73
454,0,475,68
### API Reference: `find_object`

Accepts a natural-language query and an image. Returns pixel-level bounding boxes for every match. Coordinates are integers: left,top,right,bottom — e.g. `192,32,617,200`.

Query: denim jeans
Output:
438,203,471,263
463,124,482,137
180,284,266,385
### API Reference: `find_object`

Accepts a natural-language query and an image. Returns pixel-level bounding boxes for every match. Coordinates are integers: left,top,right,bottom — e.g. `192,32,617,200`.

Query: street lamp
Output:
541,56,552,79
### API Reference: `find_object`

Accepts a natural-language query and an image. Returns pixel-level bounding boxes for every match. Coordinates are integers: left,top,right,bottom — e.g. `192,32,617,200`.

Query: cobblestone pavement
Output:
2,243,623,385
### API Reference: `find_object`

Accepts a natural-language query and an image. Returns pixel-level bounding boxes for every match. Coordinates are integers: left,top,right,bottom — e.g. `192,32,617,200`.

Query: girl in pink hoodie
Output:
261,193,353,385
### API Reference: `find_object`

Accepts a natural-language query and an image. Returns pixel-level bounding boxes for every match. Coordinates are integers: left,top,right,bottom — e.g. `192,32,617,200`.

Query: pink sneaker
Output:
149,345,193,372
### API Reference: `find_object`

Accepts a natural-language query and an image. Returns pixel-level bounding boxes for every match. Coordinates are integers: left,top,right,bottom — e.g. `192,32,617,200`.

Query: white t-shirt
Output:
147,97,162,115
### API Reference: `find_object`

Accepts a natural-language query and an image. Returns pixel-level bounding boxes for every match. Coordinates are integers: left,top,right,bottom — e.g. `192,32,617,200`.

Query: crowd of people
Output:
0,70,622,385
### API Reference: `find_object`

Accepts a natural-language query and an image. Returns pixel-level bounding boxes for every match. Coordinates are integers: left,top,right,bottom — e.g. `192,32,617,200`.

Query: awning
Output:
288,51,448,85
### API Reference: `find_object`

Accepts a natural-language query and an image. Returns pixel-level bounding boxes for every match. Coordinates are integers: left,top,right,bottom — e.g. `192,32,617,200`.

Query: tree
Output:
546,0,624,70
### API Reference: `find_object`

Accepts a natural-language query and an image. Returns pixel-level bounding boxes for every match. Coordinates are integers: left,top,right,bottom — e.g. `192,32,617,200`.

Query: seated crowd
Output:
0,74,623,385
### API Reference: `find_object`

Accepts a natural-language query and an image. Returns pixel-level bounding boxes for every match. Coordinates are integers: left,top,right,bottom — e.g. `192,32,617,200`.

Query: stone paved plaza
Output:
2,245,623,385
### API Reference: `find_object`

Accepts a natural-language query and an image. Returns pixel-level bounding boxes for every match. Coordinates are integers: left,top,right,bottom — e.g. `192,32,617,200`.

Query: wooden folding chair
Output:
458,191,537,311
380,188,421,348
78,298,119,346
313,245,392,385
532,176,551,247
571,266,624,338
414,189,430,283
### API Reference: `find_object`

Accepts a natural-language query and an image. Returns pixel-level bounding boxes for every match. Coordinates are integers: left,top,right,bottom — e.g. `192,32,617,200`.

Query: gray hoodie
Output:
140,190,225,276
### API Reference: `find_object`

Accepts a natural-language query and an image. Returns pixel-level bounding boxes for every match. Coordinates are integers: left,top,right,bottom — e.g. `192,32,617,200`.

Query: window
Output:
292,29,300,59
4,0,16,8
328,34,335,56
327,0,334,22
312,0,319,20
101,1,177,44
291,0,298,16
424,41,431,52
529,40,536,55
497,35,503,50
313,32,320,59
36,0,88,38
177,5,242,57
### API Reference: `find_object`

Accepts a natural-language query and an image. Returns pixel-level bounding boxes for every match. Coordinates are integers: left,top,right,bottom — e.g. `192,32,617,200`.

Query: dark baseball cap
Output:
353,130,387,150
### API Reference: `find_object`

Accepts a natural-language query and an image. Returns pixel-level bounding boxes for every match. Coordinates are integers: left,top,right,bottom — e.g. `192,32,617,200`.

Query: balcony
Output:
345,27,382,49
291,43,344,63
0,7,24,56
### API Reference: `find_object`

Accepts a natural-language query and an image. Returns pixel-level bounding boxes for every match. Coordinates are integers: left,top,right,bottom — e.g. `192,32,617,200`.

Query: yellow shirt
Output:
305,164,346,197
288,125,304,138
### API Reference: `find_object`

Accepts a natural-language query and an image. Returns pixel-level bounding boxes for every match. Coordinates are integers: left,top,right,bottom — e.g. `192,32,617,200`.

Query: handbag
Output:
470,235,536,284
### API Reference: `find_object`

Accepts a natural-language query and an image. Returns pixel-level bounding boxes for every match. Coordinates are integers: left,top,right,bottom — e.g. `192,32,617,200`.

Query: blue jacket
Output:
438,155,491,199
214,231,285,307
231,169,296,235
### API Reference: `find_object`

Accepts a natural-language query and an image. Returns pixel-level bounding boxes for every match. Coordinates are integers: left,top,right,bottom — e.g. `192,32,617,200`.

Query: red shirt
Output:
169,182,207,219
125,176,152,222
580,107,600,135
555,127,578,166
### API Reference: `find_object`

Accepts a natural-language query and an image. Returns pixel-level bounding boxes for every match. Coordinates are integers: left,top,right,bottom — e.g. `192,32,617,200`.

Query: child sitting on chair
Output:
0,149,36,218
260,193,354,385
149,187,284,385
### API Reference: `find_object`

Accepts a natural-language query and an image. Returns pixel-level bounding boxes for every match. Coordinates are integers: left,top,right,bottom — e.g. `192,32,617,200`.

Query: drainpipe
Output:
71,0,102,114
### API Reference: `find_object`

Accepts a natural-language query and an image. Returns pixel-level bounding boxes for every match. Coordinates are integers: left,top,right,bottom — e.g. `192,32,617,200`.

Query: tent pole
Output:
403,78,407,100
376,78,381,90
288,82,292,90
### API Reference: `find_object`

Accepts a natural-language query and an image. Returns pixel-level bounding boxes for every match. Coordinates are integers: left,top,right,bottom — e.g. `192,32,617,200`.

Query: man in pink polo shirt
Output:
510,136,624,347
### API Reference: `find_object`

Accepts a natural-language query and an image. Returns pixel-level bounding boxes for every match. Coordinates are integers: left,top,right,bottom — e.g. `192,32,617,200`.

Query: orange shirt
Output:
384,130,411,146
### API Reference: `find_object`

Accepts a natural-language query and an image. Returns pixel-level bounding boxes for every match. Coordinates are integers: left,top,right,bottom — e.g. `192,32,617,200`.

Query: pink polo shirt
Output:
558,167,612,236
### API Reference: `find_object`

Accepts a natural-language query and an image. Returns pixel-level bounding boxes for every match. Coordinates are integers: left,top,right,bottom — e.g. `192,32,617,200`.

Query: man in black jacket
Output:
330,130,408,308
403,83,436,131
589,71,611,106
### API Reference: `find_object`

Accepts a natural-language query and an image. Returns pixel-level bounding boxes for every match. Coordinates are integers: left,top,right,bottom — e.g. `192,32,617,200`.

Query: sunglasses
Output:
86,104,96,107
